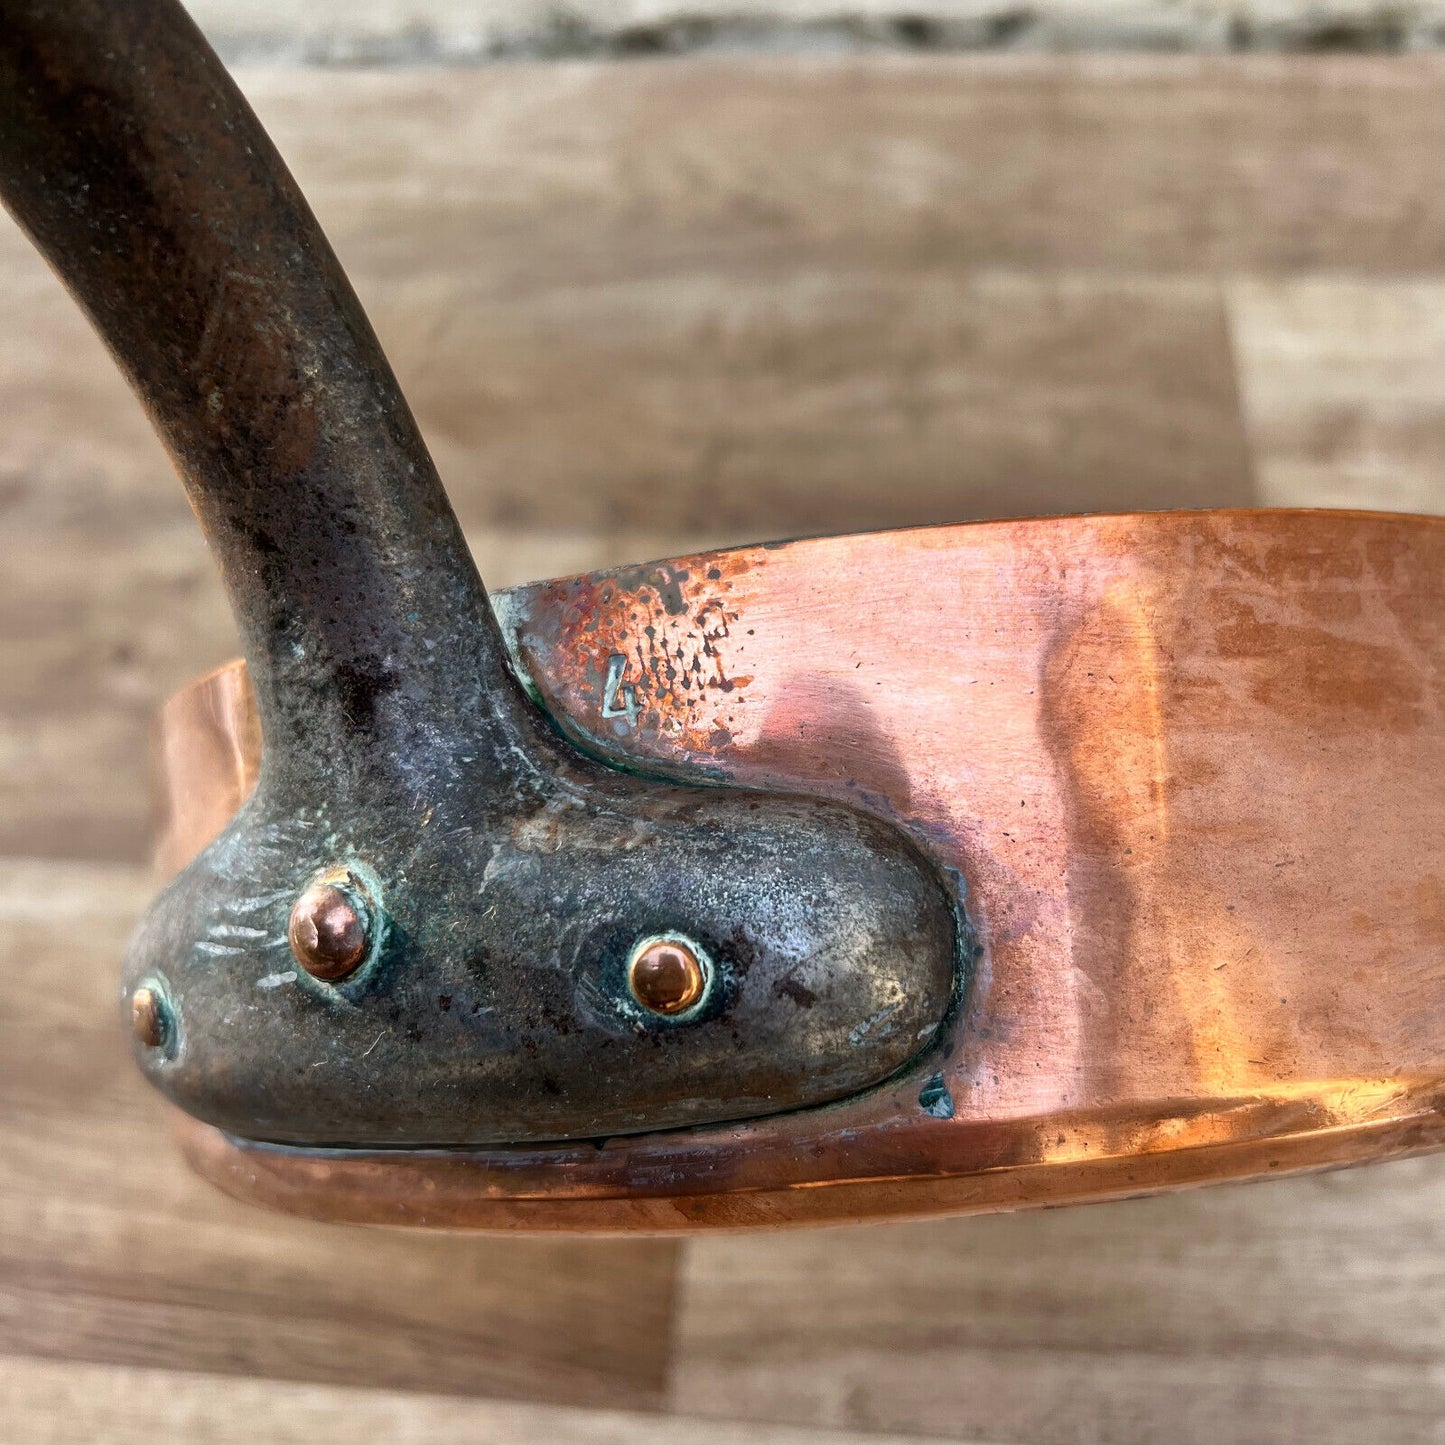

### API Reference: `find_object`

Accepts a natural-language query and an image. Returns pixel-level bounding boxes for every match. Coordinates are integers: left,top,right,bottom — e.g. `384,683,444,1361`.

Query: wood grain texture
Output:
2,49,1445,1445
0,1356,978,1445
671,1160,1445,1444
0,861,680,1408
180,0,1445,63
1231,277,1445,514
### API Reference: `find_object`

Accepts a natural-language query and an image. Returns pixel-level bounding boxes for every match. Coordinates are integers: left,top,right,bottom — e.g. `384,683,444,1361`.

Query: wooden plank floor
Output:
0,1357,969,1445
2,54,1444,1445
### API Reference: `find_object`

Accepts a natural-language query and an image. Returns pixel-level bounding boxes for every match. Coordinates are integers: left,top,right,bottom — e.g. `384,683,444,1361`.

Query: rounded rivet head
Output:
130,984,168,1049
627,936,708,1016
288,873,370,981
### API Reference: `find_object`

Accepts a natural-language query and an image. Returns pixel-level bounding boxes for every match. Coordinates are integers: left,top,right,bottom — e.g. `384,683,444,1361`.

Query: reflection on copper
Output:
287,872,371,982
152,660,260,879
130,985,166,1049
627,936,708,1015
156,511,1445,1230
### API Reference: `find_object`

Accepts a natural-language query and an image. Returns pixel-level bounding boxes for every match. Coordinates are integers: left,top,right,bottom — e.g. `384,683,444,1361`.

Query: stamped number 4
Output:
601,652,640,725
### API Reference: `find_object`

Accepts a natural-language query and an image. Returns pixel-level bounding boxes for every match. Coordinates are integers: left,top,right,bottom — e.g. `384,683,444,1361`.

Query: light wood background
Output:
183,0,1445,62
2,52,1445,1445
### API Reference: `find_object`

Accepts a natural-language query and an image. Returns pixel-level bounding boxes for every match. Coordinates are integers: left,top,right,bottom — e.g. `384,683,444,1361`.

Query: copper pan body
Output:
157,509,1445,1231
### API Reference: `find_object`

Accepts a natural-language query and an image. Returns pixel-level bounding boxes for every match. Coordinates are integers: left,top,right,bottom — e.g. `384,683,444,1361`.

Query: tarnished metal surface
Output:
160,510,1445,1228
16,0,1445,1223
0,0,958,1145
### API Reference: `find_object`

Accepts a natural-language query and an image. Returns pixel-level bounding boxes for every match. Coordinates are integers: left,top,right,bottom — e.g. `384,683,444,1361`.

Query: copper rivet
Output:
628,937,707,1016
130,985,167,1049
288,875,370,981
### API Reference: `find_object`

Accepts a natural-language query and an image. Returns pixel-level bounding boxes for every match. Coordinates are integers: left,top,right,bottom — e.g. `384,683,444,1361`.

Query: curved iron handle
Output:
0,0,960,1144
0,0,487,766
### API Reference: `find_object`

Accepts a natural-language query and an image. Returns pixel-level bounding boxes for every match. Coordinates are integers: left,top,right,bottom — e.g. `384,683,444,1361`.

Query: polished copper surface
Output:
129,985,166,1050
152,660,259,882
156,510,1445,1230
286,873,371,982
628,937,708,1015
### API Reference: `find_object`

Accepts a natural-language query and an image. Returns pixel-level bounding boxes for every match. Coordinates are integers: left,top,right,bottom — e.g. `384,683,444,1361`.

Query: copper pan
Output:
159,508,1445,1231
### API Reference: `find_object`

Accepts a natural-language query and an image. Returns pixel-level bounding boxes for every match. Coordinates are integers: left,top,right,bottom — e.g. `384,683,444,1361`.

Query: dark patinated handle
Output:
0,0,960,1146
0,0,491,767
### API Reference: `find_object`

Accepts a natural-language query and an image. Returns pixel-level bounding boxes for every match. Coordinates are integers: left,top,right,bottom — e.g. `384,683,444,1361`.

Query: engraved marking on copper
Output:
601,652,640,724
